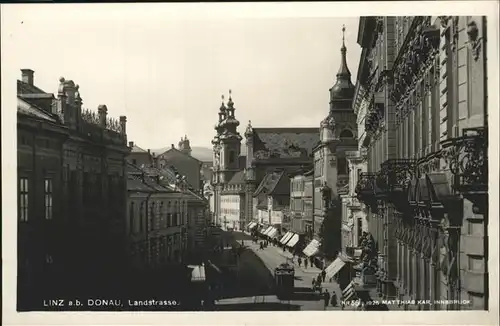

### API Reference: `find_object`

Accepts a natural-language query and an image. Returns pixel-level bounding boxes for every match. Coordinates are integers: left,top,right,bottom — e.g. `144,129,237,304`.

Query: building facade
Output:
313,27,358,259
17,70,129,309
354,16,488,310
288,168,314,239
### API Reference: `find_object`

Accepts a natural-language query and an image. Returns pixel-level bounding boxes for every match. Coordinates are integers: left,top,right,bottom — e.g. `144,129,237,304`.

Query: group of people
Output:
321,289,339,310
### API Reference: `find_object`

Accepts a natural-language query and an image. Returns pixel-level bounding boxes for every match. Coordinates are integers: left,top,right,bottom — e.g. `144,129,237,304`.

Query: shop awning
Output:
280,232,293,244
267,227,279,238
286,233,300,247
325,257,346,279
302,239,321,257
261,226,272,235
189,264,206,282
248,222,258,230
246,222,253,228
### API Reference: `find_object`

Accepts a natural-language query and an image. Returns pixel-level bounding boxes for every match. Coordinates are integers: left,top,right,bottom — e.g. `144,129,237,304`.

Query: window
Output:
340,129,354,138
19,177,29,222
129,202,135,234
149,202,155,231
338,157,347,175
132,159,137,165
160,201,165,228
139,202,144,232
167,202,172,227
44,178,53,220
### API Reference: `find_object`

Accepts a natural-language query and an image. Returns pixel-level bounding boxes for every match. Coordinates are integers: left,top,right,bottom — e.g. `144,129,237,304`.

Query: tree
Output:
318,199,342,260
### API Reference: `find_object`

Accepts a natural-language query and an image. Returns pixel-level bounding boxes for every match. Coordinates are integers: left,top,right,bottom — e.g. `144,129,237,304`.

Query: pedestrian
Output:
310,256,314,267
316,275,322,292
312,278,316,291
323,290,331,310
283,246,286,253
321,269,326,282
298,257,302,267
304,258,308,269
330,291,338,307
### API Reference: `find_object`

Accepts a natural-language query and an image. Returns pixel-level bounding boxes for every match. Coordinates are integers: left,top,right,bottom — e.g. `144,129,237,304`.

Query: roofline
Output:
252,127,319,133
161,147,202,162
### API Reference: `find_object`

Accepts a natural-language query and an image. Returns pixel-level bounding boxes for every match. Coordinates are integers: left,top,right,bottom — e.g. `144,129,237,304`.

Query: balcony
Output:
376,159,417,206
355,173,378,210
441,127,488,213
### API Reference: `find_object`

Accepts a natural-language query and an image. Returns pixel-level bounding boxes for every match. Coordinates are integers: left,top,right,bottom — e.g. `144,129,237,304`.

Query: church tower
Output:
319,25,358,195
313,26,358,246
217,90,242,183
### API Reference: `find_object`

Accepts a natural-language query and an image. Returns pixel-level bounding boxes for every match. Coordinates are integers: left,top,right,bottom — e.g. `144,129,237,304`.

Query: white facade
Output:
220,194,242,231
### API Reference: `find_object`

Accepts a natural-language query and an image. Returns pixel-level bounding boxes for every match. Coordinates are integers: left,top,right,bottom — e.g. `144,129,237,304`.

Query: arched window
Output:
338,157,348,175
340,129,354,138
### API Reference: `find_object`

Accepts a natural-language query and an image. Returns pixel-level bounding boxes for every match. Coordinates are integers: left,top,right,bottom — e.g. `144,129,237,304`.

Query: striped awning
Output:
248,222,258,230
286,233,300,248
302,239,321,257
280,232,293,244
267,227,279,238
341,280,358,301
189,264,206,282
261,226,272,235
325,257,346,279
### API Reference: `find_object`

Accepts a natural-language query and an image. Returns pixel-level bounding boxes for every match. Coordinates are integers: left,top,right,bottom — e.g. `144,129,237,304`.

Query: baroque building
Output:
312,26,358,265
354,16,488,310
17,69,129,310
212,91,246,231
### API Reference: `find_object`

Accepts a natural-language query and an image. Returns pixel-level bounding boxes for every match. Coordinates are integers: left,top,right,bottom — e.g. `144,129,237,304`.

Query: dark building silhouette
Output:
17,70,130,310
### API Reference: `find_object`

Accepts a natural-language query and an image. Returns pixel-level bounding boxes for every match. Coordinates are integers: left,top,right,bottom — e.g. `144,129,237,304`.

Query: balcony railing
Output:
355,173,376,201
376,159,417,196
441,127,488,213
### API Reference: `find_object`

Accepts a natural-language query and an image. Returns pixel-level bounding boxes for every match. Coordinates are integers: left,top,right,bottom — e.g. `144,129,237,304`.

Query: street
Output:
213,232,354,311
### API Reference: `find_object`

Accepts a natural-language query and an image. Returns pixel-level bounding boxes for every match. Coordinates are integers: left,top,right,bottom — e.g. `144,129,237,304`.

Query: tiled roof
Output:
17,96,57,123
254,170,286,197
252,128,319,160
161,147,201,162
228,171,245,185
268,170,290,196
131,145,148,153
17,80,48,95
127,175,154,192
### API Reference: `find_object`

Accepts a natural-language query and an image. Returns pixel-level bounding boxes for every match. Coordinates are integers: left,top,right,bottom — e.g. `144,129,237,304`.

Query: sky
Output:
5,5,358,150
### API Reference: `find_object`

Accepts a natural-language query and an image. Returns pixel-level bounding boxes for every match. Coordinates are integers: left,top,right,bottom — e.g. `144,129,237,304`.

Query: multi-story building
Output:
312,27,358,264
253,168,290,230
354,16,488,310
158,136,203,192
128,141,154,167
126,144,210,259
17,69,129,310
288,167,314,238
244,124,319,229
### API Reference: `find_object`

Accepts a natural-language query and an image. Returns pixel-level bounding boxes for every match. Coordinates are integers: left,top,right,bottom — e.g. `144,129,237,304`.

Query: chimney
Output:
129,141,134,148
171,144,175,149
98,105,108,128
21,69,34,85
147,149,151,155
